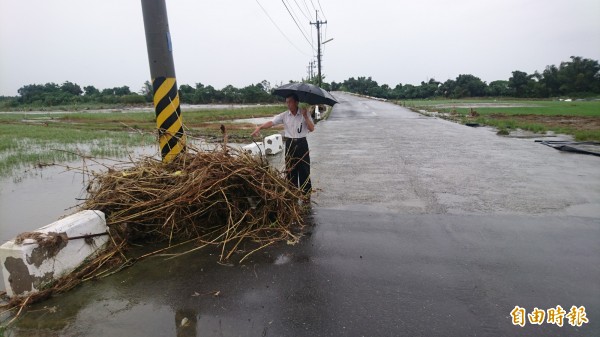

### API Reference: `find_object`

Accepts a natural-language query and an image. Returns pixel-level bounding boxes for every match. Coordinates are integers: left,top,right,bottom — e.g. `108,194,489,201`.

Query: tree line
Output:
1,56,598,109
327,56,600,99
1,80,280,108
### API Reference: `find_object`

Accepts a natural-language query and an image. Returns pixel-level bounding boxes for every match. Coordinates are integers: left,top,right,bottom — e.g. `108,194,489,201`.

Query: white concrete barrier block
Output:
0,210,108,298
264,134,283,155
242,142,265,156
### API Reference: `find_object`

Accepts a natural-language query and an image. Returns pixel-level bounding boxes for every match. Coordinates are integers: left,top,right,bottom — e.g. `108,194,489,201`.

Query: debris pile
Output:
1,147,306,314
85,148,305,257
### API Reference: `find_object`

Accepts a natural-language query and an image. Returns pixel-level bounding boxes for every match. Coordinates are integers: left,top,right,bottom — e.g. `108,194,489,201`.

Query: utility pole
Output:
307,60,316,81
141,0,185,163
310,11,327,87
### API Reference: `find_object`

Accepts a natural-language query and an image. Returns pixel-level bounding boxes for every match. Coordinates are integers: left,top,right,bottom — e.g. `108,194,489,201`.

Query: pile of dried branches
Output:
1,146,307,319
85,147,306,258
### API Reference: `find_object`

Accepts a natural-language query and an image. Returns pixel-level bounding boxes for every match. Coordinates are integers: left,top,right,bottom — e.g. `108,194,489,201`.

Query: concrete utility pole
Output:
310,11,327,87
141,0,185,163
307,60,316,80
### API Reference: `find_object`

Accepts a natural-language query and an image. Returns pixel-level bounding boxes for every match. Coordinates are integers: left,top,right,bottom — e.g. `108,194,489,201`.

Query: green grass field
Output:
1,105,285,176
401,99,600,140
404,99,600,116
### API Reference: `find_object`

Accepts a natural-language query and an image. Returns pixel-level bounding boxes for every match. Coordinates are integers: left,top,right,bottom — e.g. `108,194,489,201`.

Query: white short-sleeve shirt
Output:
272,110,313,139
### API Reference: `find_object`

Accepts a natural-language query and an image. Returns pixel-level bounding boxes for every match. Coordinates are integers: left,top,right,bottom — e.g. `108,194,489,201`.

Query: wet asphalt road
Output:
10,93,600,336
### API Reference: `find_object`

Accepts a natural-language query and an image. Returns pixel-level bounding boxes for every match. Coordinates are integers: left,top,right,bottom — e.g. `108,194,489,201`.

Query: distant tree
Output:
113,86,131,96
178,84,195,103
239,84,260,103
60,81,82,96
17,84,45,103
416,79,439,98
486,80,512,97
43,83,60,92
379,84,393,99
508,71,534,97
437,79,456,98
539,65,560,97
141,81,153,102
342,76,380,96
84,85,100,96
202,85,219,103
400,84,417,99
557,56,600,95
221,84,240,103
391,84,403,99
454,74,486,97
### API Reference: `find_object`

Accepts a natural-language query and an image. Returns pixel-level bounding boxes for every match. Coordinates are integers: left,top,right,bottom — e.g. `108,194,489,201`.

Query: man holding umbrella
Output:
252,93,314,198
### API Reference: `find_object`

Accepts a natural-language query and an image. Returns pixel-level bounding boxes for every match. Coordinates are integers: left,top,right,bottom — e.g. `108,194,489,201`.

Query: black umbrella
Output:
272,82,338,106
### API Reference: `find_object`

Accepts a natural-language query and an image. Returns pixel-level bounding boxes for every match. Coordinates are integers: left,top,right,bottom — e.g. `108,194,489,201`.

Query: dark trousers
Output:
285,137,312,195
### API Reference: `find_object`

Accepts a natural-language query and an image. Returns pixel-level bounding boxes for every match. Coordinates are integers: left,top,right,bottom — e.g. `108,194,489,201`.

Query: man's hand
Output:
301,108,315,132
252,121,273,137
251,126,261,137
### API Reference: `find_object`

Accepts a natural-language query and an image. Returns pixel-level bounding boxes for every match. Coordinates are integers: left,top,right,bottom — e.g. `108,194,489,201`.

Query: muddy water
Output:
0,167,86,243
0,144,284,292
229,116,274,125
0,146,158,292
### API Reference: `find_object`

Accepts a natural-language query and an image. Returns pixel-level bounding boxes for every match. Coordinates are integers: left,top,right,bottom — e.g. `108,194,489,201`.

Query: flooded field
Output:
0,143,285,293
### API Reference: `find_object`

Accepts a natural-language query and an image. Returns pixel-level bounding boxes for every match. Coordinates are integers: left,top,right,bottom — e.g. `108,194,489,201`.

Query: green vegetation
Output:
329,56,600,99
406,99,600,116
1,105,285,176
404,99,600,141
0,80,280,110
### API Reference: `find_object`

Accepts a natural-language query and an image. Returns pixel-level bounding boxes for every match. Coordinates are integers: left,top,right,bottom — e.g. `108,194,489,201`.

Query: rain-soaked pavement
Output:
3,93,600,336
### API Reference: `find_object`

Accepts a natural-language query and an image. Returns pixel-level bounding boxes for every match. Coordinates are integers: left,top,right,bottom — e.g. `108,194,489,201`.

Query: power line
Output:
286,0,312,40
292,0,311,21
299,0,317,57
301,0,313,20
281,0,314,51
316,0,327,20
308,0,318,13
254,0,311,56
285,0,315,54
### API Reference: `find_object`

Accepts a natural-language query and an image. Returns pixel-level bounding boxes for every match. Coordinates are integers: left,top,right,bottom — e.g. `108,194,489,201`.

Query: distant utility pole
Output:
307,60,316,80
310,11,327,87
141,0,185,163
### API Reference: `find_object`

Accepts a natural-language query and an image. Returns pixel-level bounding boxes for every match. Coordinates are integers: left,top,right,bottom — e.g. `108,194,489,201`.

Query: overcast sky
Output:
1,0,599,96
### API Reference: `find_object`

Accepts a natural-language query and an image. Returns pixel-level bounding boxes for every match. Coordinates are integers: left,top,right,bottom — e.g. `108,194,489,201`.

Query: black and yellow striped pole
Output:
141,0,185,163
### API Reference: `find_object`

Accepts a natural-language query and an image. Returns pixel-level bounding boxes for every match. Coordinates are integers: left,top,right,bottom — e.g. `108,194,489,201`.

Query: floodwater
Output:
0,143,285,293
229,116,274,125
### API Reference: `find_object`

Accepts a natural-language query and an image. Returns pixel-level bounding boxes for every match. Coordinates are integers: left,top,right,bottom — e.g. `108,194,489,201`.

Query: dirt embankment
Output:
488,114,600,132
